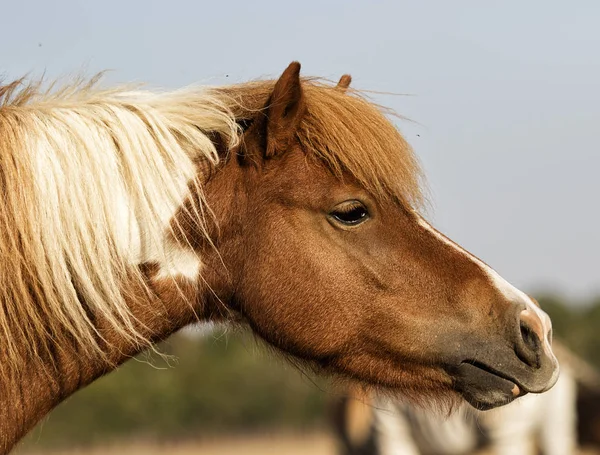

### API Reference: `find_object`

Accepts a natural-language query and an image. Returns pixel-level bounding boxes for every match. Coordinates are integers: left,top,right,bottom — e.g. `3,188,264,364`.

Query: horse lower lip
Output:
453,362,526,409
461,360,526,393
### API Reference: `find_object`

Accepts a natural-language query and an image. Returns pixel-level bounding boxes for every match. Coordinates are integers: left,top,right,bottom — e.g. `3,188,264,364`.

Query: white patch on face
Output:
416,216,559,381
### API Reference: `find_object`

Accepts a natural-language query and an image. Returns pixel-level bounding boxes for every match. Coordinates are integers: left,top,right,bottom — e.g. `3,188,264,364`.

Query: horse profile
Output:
0,62,558,453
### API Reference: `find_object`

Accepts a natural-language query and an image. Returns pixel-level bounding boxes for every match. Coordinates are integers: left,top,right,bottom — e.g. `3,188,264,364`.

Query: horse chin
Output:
452,362,527,411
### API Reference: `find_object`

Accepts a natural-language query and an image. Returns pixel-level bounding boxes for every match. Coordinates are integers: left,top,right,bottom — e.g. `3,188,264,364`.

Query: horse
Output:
331,341,594,455
0,62,558,453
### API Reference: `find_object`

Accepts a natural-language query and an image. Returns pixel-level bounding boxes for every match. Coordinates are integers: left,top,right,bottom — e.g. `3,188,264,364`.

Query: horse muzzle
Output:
448,304,559,410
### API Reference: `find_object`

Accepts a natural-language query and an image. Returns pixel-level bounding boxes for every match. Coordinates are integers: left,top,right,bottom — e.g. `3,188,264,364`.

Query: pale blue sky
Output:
1,1,598,301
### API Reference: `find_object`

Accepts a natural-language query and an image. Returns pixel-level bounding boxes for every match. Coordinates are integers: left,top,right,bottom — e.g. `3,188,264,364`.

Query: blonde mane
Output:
0,74,423,382
0,77,239,381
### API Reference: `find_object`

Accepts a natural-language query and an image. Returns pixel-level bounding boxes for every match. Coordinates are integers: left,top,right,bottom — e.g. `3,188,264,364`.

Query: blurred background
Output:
3,0,599,453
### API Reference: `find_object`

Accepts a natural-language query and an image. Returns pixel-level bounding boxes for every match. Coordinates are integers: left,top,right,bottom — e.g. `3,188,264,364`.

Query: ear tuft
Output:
336,74,352,91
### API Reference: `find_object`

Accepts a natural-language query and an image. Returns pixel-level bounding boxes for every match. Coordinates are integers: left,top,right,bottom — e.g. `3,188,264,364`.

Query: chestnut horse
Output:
0,62,558,453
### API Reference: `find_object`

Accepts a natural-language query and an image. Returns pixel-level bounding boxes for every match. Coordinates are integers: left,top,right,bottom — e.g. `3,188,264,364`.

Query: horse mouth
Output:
452,361,527,410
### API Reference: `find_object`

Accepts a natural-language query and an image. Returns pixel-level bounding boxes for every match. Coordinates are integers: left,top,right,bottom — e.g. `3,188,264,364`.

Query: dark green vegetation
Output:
539,295,600,367
20,295,600,451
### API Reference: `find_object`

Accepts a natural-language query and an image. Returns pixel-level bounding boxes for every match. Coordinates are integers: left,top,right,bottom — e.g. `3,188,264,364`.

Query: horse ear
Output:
336,74,352,91
263,61,306,158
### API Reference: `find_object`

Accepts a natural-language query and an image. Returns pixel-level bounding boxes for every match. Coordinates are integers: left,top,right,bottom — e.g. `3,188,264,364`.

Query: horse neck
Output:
0,163,234,451
0,155,226,452
0,272,208,454
0,158,204,452
0,88,241,451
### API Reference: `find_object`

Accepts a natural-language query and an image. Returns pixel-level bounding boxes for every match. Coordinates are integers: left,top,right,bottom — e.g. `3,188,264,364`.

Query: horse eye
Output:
330,201,370,226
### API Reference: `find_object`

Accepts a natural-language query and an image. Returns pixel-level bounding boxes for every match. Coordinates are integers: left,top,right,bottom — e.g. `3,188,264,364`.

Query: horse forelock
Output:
301,81,426,209
0,76,240,380
212,77,426,210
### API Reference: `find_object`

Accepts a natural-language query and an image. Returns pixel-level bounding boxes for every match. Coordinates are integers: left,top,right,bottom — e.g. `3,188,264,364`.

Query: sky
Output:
1,0,598,302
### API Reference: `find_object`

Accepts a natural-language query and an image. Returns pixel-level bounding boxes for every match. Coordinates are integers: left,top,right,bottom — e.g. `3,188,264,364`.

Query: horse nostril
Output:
520,321,540,353
516,311,543,368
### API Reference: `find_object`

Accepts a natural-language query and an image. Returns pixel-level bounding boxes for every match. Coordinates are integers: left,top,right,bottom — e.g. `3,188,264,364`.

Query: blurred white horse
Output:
375,365,576,455
332,342,597,455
